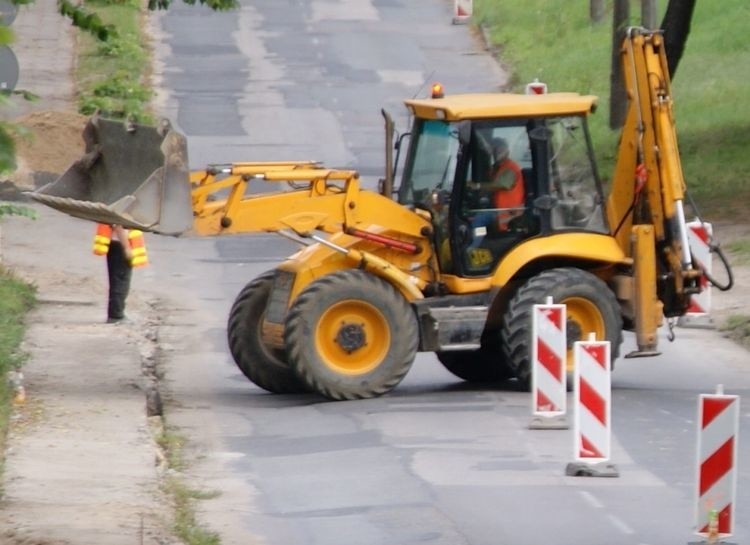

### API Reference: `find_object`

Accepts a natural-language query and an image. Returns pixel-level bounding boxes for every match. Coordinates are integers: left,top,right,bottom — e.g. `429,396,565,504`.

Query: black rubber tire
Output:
227,270,308,394
501,267,622,388
436,332,514,382
285,269,418,401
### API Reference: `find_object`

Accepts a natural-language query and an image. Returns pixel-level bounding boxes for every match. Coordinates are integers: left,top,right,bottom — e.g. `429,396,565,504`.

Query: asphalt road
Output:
141,2,750,544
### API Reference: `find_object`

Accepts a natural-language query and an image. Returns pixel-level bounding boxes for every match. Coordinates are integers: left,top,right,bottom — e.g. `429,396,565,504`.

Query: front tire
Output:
285,269,418,400
227,270,308,394
501,268,622,388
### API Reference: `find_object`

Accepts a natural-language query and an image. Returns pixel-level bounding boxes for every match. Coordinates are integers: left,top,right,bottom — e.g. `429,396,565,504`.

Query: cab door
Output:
451,120,540,277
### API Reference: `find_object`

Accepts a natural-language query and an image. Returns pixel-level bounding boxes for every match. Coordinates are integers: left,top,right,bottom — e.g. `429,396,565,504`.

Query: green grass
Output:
155,428,222,545
77,0,153,122
721,314,750,350
0,267,37,474
473,0,750,220
726,238,750,265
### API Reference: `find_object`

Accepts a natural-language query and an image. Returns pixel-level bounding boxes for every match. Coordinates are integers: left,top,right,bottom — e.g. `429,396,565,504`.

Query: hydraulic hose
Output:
685,191,734,291
702,242,734,292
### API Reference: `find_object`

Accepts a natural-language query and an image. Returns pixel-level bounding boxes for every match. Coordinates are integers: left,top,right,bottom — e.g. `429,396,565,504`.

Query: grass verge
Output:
0,267,37,480
473,0,750,221
76,0,153,122
726,238,750,266
155,427,222,545
720,315,750,351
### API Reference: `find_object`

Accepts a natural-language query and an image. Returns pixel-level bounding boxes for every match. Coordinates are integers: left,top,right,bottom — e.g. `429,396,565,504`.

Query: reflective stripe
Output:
93,224,112,255
127,229,149,267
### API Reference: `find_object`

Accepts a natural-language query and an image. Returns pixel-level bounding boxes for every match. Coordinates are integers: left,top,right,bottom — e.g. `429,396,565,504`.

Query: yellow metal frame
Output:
188,164,435,302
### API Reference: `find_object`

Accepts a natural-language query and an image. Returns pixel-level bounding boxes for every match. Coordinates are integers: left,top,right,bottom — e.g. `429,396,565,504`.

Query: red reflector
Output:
525,80,548,95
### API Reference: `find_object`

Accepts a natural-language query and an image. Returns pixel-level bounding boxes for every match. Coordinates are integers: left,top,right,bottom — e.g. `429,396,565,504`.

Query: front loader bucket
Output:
31,115,193,235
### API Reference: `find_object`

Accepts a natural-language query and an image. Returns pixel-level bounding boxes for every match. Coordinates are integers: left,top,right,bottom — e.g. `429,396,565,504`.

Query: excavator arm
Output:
186,164,429,241
606,29,702,354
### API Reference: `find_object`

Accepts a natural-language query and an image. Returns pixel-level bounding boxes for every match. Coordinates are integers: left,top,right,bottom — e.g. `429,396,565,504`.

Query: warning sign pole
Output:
690,385,739,544
565,334,619,478
528,298,568,430
679,221,715,329
452,0,472,24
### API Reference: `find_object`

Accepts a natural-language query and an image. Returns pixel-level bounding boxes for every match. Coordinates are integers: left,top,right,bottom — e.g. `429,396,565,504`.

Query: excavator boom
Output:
606,29,702,352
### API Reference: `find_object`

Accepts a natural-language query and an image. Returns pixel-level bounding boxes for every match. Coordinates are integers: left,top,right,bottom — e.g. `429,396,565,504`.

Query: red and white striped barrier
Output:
694,387,739,540
572,337,611,462
564,335,618,477
529,300,568,429
680,221,713,327
452,0,472,24
531,301,566,416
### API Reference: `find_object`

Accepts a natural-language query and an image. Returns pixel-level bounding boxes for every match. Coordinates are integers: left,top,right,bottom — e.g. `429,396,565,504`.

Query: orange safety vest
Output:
92,224,149,267
491,160,525,231
93,223,112,255
128,229,149,268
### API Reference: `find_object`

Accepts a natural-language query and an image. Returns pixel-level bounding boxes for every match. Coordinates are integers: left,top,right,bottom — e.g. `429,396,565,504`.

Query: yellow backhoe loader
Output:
32,29,726,400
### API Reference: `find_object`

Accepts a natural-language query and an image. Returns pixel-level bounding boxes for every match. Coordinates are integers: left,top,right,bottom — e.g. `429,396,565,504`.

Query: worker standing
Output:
93,223,148,323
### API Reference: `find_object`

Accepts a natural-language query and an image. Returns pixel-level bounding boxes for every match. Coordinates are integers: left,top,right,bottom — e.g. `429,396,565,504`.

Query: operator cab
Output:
397,86,607,277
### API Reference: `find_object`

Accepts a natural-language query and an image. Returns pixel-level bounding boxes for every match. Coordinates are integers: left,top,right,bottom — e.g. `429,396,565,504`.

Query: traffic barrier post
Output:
689,385,739,545
565,334,618,478
679,221,715,329
452,0,472,24
528,298,568,430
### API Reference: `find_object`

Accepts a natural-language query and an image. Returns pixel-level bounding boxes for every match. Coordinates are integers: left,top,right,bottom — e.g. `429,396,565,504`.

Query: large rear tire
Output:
227,270,308,394
501,268,622,388
285,269,418,400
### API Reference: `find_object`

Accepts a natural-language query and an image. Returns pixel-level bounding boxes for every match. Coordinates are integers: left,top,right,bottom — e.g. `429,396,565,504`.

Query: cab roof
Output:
404,92,598,121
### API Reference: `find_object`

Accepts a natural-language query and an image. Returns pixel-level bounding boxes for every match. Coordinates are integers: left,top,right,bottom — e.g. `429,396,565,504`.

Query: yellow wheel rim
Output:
563,296,605,373
315,299,390,375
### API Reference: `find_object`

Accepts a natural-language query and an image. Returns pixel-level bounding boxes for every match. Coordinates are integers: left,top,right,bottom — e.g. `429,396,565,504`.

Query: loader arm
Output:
606,29,702,353
187,165,430,241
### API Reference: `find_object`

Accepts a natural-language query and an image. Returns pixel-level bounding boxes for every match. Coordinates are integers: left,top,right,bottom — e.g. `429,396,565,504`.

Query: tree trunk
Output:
641,0,657,29
609,0,630,129
590,0,605,23
660,0,697,78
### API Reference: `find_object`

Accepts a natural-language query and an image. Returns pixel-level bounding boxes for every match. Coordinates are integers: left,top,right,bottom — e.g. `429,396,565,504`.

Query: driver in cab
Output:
470,137,525,233
486,137,525,231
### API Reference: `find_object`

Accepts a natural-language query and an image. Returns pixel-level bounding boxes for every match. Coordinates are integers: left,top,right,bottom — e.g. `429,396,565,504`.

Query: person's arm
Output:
491,165,517,190
112,225,134,261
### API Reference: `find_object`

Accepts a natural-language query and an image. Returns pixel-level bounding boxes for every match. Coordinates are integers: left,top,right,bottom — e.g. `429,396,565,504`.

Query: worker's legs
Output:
106,240,132,322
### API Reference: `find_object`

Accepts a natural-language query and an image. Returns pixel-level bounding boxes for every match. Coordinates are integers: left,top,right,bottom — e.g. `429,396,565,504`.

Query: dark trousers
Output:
107,240,132,320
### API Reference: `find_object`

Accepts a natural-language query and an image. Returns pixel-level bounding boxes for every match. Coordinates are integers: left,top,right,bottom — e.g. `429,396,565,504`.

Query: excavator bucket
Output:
31,115,193,235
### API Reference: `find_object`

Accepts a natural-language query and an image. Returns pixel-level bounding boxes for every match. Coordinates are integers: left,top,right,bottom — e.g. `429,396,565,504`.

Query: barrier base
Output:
452,16,470,25
565,461,619,478
528,414,569,430
687,540,736,545
677,313,715,330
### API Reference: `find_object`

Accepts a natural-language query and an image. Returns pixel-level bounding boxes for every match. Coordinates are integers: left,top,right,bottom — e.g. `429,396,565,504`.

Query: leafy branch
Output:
0,203,37,219
57,0,118,41
147,0,238,10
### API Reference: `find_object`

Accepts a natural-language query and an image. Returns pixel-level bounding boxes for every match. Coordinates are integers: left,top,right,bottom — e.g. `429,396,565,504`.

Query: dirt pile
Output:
8,110,87,191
